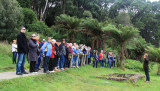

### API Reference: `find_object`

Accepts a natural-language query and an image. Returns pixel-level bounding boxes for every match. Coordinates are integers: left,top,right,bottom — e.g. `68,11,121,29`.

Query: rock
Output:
96,73,145,83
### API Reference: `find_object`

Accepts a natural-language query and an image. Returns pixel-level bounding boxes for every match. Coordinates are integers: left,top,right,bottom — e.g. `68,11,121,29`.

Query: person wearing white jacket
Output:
12,40,17,64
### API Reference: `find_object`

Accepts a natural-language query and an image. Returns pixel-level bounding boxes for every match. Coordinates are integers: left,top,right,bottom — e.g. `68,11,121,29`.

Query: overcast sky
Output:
149,0,159,2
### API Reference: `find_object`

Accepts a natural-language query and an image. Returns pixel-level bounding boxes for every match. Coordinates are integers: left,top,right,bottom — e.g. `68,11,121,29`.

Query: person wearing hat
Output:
16,26,29,75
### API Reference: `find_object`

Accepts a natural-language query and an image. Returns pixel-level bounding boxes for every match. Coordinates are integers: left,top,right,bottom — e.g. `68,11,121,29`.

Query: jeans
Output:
93,60,99,68
109,60,112,69
59,55,65,69
112,60,115,67
104,59,107,67
144,69,150,81
72,56,77,65
13,52,17,64
100,60,104,67
35,54,41,69
44,56,50,72
16,53,27,74
64,57,70,68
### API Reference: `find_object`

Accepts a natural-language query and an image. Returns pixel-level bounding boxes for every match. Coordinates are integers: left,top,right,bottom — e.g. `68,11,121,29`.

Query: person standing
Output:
16,26,29,75
49,39,56,72
35,35,41,71
28,34,38,73
93,50,99,68
55,40,61,71
42,37,52,73
99,50,104,67
88,47,91,64
143,54,150,83
12,40,17,64
64,44,69,69
108,52,113,69
59,39,66,70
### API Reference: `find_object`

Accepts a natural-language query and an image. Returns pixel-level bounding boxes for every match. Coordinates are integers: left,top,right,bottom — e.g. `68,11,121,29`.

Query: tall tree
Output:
103,25,139,70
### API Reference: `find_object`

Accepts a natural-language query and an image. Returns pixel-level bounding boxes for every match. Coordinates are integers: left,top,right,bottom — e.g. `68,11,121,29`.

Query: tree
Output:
55,14,81,42
0,0,23,41
103,25,139,70
81,18,103,49
147,46,160,75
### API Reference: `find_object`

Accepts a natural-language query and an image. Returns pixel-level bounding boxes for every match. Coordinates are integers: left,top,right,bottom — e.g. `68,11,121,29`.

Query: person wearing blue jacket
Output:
72,46,80,66
42,37,52,73
108,52,113,69
93,50,99,68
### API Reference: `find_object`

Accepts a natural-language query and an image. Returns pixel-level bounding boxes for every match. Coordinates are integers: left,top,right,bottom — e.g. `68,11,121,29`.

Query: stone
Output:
97,73,145,83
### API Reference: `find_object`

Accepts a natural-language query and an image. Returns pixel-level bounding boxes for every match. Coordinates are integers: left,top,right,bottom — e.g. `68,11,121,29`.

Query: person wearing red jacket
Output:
99,50,104,67
48,39,56,72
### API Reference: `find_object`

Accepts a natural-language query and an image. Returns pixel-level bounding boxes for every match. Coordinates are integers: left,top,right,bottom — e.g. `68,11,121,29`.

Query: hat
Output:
42,39,45,41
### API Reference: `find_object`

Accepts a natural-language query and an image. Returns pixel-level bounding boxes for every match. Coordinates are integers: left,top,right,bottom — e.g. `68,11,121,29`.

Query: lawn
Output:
0,61,160,91
0,42,160,91
0,42,29,72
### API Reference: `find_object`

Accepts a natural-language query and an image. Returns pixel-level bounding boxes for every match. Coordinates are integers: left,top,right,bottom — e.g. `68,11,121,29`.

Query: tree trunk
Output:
40,0,48,21
92,38,95,50
120,42,125,70
102,37,105,51
62,0,66,14
96,36,99,50
157,64,160,75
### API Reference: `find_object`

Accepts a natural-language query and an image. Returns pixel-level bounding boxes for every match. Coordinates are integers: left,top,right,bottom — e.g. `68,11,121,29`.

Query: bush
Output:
22,8,37,27
0,0,24,41
27,21,52,36
125,59,143,72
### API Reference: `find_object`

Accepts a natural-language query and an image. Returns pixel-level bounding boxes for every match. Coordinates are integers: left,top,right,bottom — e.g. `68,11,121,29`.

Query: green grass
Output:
0,42,160,91
0,62,160,91
0,42,29,72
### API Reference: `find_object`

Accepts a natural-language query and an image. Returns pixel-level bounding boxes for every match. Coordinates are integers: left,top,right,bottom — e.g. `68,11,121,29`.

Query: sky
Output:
149,0,159,2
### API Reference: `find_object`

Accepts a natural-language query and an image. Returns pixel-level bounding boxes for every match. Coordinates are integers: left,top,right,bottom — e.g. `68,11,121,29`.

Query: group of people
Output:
12,27,92,75
93,50,116,69
12,26,150,83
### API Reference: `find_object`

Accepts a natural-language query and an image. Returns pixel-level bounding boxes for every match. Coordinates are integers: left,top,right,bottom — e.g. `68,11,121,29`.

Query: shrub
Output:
22,8,37,27
0,0,23,41
27,21,52,36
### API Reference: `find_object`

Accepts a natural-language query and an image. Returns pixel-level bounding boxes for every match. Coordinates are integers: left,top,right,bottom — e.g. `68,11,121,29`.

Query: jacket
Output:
28,38,38,61
50,44,56,58
17,32,29,54
68,47,73,54
12,44,17,52
94,53,99,60
42,42,52,57
99,53,104,60
143,58,149,70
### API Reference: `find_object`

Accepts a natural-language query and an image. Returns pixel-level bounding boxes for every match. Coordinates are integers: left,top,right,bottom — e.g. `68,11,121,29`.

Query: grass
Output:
0,61,160,91
0,42,160,91
0,42,29,72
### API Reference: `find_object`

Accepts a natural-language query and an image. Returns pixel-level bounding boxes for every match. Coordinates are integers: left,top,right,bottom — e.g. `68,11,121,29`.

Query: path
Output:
0,69,47,81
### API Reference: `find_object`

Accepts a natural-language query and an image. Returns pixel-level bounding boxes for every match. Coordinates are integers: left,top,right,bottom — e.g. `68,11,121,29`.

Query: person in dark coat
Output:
59,39,66,70
64,43,69,68
16,26,29,75
143,54,150,83
93,50,99,68
28,34,38,73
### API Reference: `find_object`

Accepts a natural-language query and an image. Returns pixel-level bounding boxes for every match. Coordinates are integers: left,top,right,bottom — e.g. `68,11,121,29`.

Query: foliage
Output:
27,21,52,36
0,0,24,41
125,59,143,72
0,60,160,91
22,8,37,27
0,42,29,72
55,14,81,42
